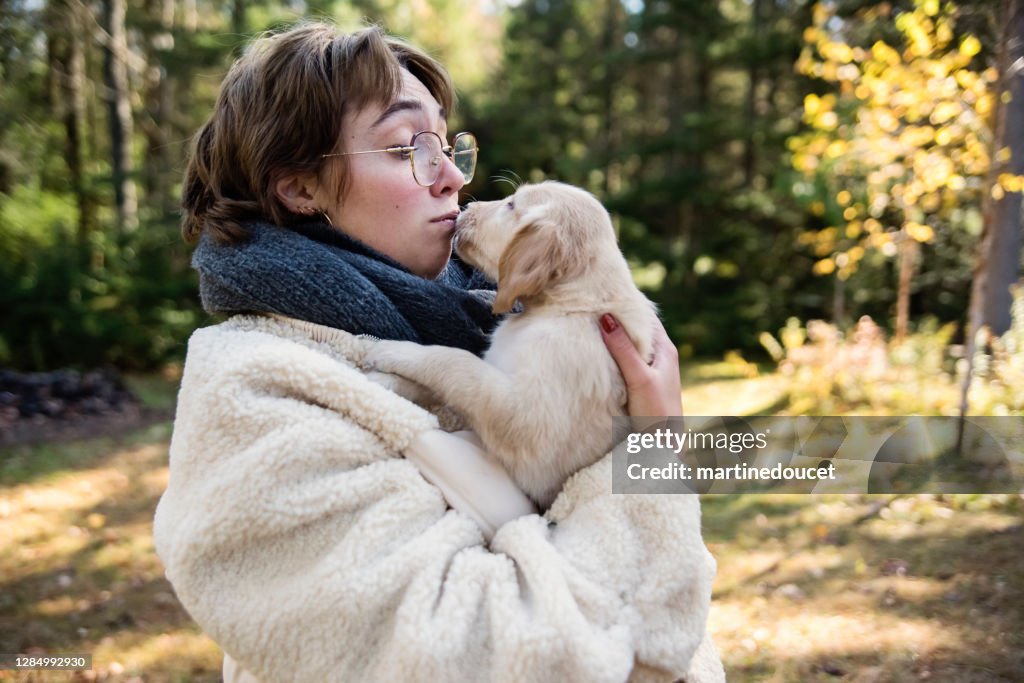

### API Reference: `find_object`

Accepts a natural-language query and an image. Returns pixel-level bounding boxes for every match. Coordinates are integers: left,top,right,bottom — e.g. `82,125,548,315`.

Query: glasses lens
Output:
412,132,445,187
452,133,478,183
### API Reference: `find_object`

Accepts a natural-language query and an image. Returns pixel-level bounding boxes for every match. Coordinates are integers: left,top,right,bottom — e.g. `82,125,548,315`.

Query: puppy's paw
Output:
365,371,434,405
362,339,419,373
351,335,380,368
469,289,498,309
364,370,403,392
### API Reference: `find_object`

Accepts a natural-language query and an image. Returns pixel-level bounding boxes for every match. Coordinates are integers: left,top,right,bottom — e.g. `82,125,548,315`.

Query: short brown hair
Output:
181,23,455,244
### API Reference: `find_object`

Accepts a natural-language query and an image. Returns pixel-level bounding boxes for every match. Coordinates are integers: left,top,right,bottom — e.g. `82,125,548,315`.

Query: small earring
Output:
322,211,334,227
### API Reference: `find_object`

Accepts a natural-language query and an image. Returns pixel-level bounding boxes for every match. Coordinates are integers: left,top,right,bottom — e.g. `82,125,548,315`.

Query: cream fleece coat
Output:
153,315,724,683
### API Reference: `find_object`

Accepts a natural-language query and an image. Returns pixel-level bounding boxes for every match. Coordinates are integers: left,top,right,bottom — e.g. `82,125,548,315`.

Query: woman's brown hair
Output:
180,23,455,244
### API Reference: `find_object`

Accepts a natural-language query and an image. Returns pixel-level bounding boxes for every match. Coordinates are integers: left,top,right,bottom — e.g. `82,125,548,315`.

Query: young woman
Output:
153,22,723,683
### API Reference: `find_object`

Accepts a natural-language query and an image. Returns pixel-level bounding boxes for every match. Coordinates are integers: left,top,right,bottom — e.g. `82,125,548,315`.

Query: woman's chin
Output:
418,247,454,280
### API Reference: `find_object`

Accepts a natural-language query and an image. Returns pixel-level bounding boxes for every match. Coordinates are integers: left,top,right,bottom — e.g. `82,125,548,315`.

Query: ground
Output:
0,366,1021,682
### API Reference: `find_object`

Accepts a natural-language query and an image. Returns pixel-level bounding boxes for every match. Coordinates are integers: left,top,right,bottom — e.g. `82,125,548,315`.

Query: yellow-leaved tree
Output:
788,0,1006,340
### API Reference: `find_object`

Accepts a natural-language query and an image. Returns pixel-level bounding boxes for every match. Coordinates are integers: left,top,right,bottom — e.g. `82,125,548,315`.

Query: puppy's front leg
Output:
365,371,435,406
363,340,513,427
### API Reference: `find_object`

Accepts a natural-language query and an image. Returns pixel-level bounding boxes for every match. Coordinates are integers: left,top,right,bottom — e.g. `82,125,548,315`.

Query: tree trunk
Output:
743,0,764,186
894,231,919,343
967,0,1024,341
102,0,138,234
67,5,96,243
833,273,846,327
665,27,688,281
143,0,175,215
232,0,247,56
598,0,619,199
47,0,97,243
959,0,1023,430
681,44,712,292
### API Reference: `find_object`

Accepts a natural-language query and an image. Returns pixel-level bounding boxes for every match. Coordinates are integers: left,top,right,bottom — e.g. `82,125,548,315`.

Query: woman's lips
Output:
432,211,460,229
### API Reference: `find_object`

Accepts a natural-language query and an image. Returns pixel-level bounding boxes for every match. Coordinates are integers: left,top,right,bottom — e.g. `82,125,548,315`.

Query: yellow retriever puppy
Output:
364,181,658,508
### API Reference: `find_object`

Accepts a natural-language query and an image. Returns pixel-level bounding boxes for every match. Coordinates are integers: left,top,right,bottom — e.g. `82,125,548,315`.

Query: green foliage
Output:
0,0,1013,370
469,0,832,355
0,184,75,253
0,187,202,370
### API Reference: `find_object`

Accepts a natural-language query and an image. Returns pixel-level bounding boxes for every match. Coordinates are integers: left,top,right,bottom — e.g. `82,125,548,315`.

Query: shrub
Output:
759,315,962,415
0,210,202,371
964,284,1024,416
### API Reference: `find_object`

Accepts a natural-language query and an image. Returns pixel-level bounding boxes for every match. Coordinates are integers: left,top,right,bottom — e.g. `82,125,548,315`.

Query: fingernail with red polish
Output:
600,314,618,333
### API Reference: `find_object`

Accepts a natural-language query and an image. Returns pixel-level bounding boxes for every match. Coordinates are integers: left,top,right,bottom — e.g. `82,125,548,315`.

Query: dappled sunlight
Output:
0,444,169,590
87,531,163,582
33,594,78,618
0,441,163,519
712,550,787,596
809,498,868,523
0,430,216,681
87,627,222,681
1,531,91,582
774,547,846,579
867,575,950,603
140,465,169,493
0,474,121,546
861,505,1021,542
715,605,957,657
684,375,789,417
705,491,1023,679
711,573,983,679
3,398,1020,681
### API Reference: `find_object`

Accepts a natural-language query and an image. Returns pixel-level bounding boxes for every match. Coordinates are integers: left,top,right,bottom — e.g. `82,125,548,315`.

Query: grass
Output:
686,355,1024,682
0,372,220,682
703,493,1023,682
681,355,789,417
0,420,222,682
0,366,1021,682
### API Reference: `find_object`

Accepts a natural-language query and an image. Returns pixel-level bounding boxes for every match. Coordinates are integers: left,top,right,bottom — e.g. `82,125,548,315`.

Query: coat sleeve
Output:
153,324,721,683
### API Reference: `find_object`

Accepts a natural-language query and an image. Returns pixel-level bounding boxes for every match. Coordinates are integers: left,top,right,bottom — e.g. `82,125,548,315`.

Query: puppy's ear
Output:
493,217,586,313
493,222,547,313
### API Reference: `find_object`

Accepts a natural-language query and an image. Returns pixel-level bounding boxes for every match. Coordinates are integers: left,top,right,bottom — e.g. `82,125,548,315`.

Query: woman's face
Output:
317,70,466,279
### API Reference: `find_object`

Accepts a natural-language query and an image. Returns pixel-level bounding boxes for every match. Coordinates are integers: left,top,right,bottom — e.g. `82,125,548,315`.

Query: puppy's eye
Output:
506,201,515,210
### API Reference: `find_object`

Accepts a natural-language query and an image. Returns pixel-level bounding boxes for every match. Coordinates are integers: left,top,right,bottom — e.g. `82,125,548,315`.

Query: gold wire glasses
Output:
322,131,478,187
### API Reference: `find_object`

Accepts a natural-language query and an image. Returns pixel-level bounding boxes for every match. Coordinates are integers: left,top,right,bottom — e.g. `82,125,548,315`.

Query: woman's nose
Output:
431,153,466,197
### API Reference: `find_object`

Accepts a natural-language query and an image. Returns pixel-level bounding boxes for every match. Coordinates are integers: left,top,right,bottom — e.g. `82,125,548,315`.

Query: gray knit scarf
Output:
192,220,501,356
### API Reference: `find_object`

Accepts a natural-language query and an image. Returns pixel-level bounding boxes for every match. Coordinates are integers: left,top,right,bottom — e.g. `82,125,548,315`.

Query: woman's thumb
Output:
600,314,647,386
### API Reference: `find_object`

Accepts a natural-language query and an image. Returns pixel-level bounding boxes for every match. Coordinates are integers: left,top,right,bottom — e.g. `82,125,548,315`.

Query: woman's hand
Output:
600,313,683,419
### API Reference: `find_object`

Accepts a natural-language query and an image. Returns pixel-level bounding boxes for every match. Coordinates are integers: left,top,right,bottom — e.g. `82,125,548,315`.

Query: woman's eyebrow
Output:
370,99,447,130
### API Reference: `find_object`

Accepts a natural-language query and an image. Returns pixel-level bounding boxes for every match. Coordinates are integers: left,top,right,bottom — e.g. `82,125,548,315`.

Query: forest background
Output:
1,1,1023,681
0,0,1021,382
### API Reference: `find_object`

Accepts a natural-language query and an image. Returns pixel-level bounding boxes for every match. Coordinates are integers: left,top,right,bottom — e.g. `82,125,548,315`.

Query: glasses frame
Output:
321,131,478,187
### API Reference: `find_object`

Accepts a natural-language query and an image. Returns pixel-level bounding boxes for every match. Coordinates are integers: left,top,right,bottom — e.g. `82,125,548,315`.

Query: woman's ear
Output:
274,173,320,214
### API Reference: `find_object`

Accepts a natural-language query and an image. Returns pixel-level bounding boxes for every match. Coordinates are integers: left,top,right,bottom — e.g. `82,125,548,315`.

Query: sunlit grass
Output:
682,354,788,417
1,368,1021,682
704,492,1023,681
0,409,223,683
87,627,222,682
